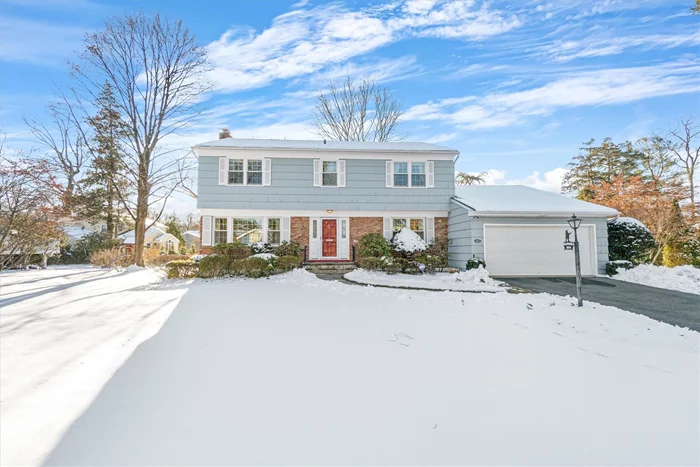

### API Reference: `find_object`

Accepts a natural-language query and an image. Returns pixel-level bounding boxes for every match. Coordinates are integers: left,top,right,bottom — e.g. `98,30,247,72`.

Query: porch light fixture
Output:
564,213,583,307
327,209,333,214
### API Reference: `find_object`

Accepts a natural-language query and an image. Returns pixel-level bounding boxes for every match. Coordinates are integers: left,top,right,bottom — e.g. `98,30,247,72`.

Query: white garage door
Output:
484,224,596,276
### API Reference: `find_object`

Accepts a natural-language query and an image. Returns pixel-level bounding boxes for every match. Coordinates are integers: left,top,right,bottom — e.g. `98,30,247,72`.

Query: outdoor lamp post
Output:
566,214,583,307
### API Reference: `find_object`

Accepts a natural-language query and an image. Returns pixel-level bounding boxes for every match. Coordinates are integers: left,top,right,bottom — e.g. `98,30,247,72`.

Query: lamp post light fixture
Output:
565,213,583,307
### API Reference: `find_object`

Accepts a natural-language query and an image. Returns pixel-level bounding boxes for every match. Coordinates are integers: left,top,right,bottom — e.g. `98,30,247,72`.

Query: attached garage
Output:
448,185,619,276
483,224,596,276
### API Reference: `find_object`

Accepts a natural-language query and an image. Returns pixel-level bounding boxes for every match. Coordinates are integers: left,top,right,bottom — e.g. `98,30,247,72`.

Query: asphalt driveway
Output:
500,276,700,332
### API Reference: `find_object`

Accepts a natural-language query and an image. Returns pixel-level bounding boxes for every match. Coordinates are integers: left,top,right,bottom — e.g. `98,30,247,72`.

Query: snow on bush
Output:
607,217,656,265
612,264,700,295
252,253,277,260
346,267,505,292
391,227,427,253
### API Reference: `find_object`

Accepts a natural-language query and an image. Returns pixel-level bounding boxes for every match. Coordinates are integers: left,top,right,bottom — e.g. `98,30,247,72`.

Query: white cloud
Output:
403,59,700,129
206,0,522,93
538,31,700,62
424,132,458,143
475,167,568,193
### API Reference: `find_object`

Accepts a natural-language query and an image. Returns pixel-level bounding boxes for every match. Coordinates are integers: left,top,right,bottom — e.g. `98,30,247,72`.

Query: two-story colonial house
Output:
193,138,618,276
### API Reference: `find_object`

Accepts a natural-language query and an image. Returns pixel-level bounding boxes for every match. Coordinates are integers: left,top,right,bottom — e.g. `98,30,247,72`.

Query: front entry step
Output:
305,261,356,278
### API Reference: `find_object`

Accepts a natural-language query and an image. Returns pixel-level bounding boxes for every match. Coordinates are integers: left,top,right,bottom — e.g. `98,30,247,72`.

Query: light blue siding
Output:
197,157,454,211
448,204,610,275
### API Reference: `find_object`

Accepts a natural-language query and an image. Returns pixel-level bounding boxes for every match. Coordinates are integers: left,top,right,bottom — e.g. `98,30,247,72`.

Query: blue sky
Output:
1,0,699,213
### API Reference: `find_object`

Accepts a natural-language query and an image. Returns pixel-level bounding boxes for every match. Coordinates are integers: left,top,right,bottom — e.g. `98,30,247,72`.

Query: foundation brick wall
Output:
291,217,310,252
349,217,383,258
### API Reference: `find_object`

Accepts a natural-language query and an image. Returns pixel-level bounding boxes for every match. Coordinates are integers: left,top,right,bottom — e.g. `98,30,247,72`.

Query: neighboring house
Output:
61,218,108,245
118,219,180,253
183,230,200,251
193,138,618,276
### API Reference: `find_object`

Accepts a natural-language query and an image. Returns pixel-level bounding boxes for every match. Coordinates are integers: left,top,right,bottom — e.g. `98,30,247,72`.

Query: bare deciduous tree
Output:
314,75,403,142
71,12,210,266
665,117,699,219
456,171,488,185
24,103,88,211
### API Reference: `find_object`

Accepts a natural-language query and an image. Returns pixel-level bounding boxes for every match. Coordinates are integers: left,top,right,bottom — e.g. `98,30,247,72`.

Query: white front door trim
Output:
308,217,350,260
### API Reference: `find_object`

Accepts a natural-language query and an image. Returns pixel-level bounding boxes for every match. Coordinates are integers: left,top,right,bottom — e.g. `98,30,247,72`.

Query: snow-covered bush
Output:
197,254,232,278
413,253,441,273
59,232,123,264
165,259,198,279
190,254,207,263
235,257,273,278
608,217,656,265
358,256,384,270
358,233,392,258
466,257,486,270
211,242,252,260
606,260,633,276
251,242,273,254
391,227,427,254
275,241,302,258
273,255,302,272
384,257,407,274
425,238,449,267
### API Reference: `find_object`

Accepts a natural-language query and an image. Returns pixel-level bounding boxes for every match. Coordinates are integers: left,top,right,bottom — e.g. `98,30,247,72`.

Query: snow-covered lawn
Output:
612,264,700,295
0,266,189,467
345,268,506,292
2,267,699,466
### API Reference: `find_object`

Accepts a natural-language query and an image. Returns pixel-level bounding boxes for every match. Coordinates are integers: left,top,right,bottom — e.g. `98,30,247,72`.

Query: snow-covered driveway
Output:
2,267,699,466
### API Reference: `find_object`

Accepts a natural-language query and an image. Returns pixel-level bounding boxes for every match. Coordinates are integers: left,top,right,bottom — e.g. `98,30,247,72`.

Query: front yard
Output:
1,267,698,466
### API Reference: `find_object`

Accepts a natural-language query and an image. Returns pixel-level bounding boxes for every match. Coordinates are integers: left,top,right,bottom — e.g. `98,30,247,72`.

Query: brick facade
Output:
291,217,310,253
349,217,383,258
435,217,448,241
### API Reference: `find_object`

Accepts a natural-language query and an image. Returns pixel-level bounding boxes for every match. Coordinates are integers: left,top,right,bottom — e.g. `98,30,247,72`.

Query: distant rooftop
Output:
454,185,619,217
193,138,458,154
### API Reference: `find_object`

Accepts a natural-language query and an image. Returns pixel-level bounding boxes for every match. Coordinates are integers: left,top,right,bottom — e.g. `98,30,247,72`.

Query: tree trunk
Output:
106,183,115,238
133,198,147,266
688,168,696,220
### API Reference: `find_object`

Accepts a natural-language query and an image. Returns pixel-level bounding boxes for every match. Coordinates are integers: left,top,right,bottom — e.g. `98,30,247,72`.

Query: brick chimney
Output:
219,128,232,139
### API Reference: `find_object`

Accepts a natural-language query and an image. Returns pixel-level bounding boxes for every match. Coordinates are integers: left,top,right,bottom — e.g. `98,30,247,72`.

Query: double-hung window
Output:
227,158,264,185
391,217,425,239
214,218,228,245
393,162,409,187
322,161,337,186
267,218,281,245
411,162,426,187
387,161,433,188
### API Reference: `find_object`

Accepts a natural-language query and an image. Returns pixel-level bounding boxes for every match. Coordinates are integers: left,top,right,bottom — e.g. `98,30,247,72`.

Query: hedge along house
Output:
193,139,456,261
449,185,619,276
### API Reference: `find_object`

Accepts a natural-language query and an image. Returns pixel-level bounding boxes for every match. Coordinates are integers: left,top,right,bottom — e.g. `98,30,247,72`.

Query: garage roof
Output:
453,185,619,217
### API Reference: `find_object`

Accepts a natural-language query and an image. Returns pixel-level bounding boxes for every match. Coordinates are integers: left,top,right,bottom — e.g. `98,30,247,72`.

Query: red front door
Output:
322,219,337,257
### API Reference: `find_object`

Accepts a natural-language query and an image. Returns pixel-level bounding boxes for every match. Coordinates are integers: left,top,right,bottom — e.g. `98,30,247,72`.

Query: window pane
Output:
411,162,425,174
392,218,406,231
215,218,227,231
323,161,337,173
233,218,263,244
394,162,408,173
248,160,262,171
322,173,337,186
214,231,227,245
268,218,280,230
394,173,409,187
247,171,262,185
312,220,317,238
342,220,347,238
229,159,244,171
411,174,426,187
229,171,244,184
268,231,281,245
410,218,424,231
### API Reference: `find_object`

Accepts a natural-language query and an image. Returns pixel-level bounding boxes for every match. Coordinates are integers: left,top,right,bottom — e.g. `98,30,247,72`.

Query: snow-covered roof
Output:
183,230,200,238
193,138,457,154
453,185,619,217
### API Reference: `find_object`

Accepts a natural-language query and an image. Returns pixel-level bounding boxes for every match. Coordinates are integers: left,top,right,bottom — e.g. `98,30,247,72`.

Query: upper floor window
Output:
220,158,270,186
322,161,337,186
386,161,434,188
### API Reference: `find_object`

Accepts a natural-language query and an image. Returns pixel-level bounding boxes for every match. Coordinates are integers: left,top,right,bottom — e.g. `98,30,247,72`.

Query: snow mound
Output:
613,264,700,295
391,227,427,253
126,265,145,273
252,253,277,260
345,268,506,292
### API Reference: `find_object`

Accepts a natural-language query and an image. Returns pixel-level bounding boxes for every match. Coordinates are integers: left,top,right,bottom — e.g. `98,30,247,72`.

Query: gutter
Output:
191,145,459,156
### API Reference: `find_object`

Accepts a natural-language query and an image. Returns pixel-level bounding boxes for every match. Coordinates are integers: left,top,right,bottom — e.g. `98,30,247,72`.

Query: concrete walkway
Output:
499,276,700,332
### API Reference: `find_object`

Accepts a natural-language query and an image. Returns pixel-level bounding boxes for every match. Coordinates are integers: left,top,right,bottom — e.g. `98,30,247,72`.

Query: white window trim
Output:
221,157,271,186
314,159,346,188
213,216,290,246
389,161,432,188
